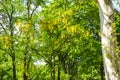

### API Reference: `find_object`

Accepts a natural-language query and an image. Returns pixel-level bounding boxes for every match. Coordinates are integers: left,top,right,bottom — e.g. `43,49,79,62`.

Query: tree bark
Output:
12,57,17,80
98,0,120,79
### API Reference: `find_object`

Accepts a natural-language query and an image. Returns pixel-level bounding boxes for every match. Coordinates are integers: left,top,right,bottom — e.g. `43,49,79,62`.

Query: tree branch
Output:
27,0,31,18
31,5,38,18
0,22,7,34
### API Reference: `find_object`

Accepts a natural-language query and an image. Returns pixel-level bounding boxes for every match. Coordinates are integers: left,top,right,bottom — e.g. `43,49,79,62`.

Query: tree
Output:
0,1,17,79
97,0,120,79
41,0,102,80
0,0,46,80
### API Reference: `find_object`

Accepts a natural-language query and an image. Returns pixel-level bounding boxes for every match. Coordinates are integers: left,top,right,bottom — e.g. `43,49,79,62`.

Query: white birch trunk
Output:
98,0,120,80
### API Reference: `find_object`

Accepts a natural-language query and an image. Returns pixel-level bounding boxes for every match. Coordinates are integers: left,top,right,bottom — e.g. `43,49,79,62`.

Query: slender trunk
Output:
22,1,29,80
53,55,55,80
11,31,17,80
98,0,120,79
68,59,72,80
50,56,54,80
50,62,53,80
58,65,61,80
50,56,55,80
58,56,61,80
12,54,16,80
23,52,28,80
11,42,16,80
23,73,27,80
9,10,17,80
100,61,104,80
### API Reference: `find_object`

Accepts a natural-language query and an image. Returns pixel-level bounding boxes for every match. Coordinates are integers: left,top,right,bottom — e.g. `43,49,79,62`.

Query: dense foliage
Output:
0,0,119,80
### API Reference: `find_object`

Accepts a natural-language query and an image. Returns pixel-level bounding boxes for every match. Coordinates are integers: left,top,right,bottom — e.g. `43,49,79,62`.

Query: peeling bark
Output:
98,0,120,80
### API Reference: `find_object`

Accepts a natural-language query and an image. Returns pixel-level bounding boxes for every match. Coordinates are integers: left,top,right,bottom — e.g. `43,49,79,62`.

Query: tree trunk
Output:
53,55,55,80
50,56,55,80
58,55,61,80
23,52,28,80
58,64,61,80
98,0,120,79
11,36,17,80
100,61,104,80
12,55,17,80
